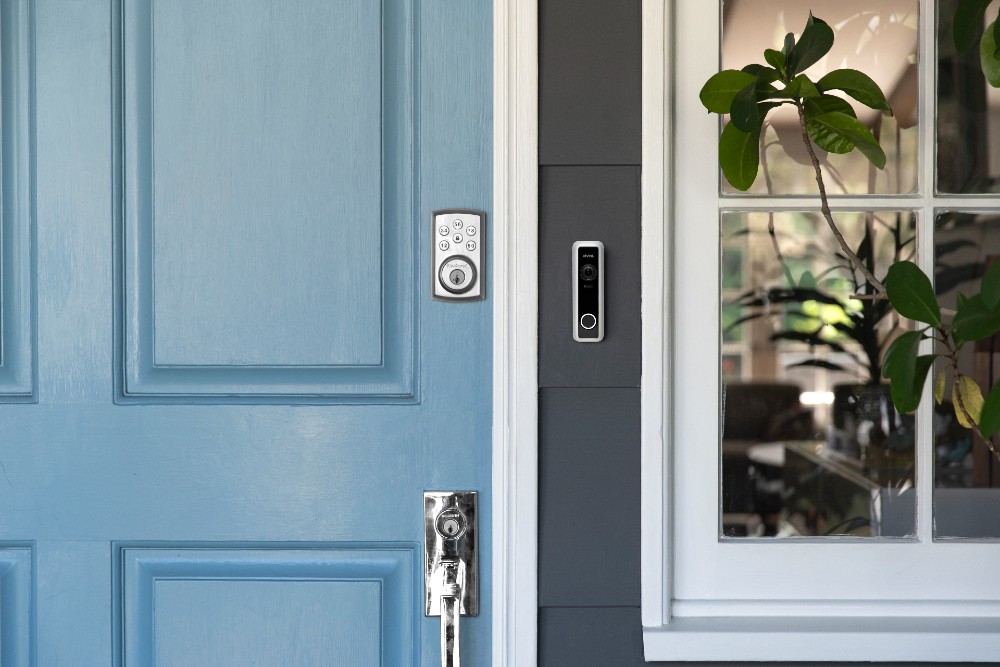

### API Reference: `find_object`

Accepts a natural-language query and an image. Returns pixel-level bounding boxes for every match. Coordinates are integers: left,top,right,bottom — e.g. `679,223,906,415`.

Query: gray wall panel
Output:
538,0,641,165
539,388,641,607
538,167,641,388
539,608,646,667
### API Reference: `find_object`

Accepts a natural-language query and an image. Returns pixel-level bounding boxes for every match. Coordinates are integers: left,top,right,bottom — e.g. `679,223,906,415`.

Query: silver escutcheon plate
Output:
424,491,478,616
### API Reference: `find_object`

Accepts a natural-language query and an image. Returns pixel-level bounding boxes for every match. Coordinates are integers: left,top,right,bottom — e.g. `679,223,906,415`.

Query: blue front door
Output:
0,0,492,663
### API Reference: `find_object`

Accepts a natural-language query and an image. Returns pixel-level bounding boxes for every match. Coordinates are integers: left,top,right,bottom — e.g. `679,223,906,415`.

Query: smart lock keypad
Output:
433,210,485,301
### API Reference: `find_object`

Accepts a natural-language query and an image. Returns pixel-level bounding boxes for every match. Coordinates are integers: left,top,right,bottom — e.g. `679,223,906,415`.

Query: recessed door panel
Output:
122,0,417,399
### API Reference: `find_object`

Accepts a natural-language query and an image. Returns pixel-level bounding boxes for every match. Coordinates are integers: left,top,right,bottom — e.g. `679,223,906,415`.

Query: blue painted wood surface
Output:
23,0,493,662
122,547,415,666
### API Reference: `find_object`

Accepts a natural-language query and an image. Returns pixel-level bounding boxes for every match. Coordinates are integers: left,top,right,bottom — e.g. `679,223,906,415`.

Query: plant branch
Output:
794,101,887,296
760,124,796,287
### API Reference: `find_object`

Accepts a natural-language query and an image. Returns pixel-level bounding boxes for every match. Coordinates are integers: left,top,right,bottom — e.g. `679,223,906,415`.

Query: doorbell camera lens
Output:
579,263,598,282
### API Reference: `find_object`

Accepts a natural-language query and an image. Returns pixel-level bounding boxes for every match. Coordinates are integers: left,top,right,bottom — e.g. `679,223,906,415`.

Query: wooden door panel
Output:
0,0,33,399
121,0,416,399
0,548,31,667
121,547,416,666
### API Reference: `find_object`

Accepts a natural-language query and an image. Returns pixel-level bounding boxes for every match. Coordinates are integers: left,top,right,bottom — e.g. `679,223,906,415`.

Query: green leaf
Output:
804,94,857,118
782,32,795,58
699,70,756,113
981,380,1000,438
885,261,942,327
805,111,886,167
719,121,760,191
730,83,759,132
741,64,781,84
981,20,1000,87
982,260,1000,310
787,14,834,77
954,0,992,54
816,69,892,113
891,355,935,415
883,331,933,414
764,49,786,73
954,374,985,428
995,6,1000,52
935,369,947,405
785,74,820,99
953,293,1000,342
882,330,924,380
805,112,855,154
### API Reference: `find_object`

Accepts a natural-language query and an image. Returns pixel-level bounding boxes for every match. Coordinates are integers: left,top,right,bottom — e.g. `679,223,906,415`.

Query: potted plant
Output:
726,212,916,463
700,12,1000,461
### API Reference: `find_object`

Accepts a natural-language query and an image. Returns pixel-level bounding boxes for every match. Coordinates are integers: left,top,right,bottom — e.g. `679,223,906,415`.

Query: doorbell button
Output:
573,241,604,342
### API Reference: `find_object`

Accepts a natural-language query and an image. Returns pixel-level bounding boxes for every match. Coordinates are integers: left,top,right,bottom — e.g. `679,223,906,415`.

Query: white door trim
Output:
492,0,538,664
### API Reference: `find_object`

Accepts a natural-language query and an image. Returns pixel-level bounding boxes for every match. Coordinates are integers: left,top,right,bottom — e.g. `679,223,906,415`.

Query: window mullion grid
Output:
916,0,936,543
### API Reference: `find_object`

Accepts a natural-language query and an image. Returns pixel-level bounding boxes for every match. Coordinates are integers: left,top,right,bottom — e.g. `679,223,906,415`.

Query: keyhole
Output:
436,509,466,539
450,269,466,285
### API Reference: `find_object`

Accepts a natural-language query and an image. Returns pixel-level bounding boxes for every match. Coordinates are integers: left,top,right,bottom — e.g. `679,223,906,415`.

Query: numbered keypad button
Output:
466,241,477,251
452,219,464,230
439,225,450,236
439,240,450,251
466,225,477,236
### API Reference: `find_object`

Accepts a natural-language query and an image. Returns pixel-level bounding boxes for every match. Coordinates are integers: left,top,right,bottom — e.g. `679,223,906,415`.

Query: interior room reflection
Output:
721,212,917,538
720,0,1000,539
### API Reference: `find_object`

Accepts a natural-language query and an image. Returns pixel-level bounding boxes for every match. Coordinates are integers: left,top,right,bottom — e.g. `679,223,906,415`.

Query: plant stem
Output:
760,133,796,287
794,101,887,296
791,101,1000,460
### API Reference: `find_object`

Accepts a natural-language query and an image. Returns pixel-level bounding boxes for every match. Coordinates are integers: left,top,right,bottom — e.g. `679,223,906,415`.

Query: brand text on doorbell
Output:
573,241,604,342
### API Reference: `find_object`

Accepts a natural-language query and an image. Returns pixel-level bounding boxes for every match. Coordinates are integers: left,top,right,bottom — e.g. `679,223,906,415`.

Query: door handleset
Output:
424,491,478,667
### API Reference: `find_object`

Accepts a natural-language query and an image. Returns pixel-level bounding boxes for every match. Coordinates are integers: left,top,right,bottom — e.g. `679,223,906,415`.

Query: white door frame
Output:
492,0,539,664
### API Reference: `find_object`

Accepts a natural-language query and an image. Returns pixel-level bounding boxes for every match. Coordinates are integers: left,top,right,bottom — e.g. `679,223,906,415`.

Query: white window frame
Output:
641,0,1000,661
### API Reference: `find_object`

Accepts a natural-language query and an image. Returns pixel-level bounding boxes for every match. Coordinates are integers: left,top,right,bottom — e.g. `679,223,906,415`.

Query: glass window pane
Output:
934,212,1000,537
722,0,918,196
721,211,916,538
937,1,1000,193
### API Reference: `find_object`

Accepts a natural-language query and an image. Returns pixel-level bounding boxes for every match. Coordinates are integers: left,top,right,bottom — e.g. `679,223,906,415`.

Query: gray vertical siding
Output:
537,0,643,662
535,1,993,666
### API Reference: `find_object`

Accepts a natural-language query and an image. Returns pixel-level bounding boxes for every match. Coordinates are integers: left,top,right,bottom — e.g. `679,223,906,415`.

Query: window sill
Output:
643,616,1000,662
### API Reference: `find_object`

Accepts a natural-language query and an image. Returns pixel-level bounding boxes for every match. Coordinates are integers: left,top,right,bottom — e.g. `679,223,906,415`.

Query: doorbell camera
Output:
573,241,604,342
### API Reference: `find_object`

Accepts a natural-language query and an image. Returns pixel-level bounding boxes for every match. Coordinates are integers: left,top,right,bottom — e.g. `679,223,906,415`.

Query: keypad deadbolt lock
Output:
433,210,485,301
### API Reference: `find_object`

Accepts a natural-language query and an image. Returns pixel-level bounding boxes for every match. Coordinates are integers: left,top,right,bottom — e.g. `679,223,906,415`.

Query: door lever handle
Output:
438,559,462,667
425,492,478,667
